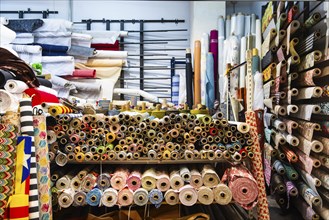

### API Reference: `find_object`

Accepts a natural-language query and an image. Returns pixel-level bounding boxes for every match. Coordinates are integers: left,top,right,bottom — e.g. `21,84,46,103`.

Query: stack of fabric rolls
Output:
46,110,254,165
261,1,329,219
51,164,258,209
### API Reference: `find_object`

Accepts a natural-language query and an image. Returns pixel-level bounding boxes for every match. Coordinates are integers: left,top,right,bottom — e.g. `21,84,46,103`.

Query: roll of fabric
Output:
273,160,286,174
201,164,219,187
148,189,163,208
156,171,170,192
71,175,81,191
117,187,133,206
58,188,75,208
190,168,203,189
197,186,214,205
24,88,59,107
209,30,218,98
0,89,19,113
12,33,34,45
72,69,96,78
221,165,258,210
213,183,232,205
72,33,92,47
133,188,148,206
91,42,119,51
180,166,191,182
179,185,198,206
81,173,97,192
56,174,73,190
33,115,52,219
271,173,286,194
38,43,68,56
282,162,299,181
55,151,68,167
292,197,319,220
185,49,193,109
6,19,43,32
41,56,75,76
73,191,86,207
194,40,201,105
297,181,322,207
97,173,111,190
93,50,128,59
127,170,142,192
312,168,329,189
67,45,94,58
0,124,17,219
170,169,184,190
164,189,179,206
141,168,157,191
205,53,215,109
19,98,39,220
110,168,129,191
172,73,179,106
86,188,102,206
0,70,14,89
200,33,209,105
101,188,118,207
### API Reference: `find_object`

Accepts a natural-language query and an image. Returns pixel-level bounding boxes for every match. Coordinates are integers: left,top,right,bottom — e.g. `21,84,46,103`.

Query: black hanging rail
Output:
119,42,168,45
143,39,188,42
0,8,58,18
77,19,185,24
143,48,186,51
119,77,172,81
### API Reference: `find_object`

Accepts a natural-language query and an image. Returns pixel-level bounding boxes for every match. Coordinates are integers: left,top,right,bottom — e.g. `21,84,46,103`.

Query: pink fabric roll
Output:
110,168,129,191
126,170,142,192
72,69,96,78
117,187,133,206
156,171,171,192
209,30,218,98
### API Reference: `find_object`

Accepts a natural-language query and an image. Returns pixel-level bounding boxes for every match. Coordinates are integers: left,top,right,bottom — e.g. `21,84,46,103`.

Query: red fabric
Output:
72,69,96,78
91,41,120,51
209,127,218,136
8,205,29,219
24,88,59,107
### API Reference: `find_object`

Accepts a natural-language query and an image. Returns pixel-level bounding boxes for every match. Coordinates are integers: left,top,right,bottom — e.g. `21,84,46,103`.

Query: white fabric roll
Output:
58,188,75,208
197,186,214,205
244,15,251,36
164,189,179,205
42,56,75,76
34,31,71,46
80,31,127,44
180,166,191,182
225,16,231,39
190,169,203,188
170,170,184,190
231,14,237,36
251,14,256,35
255,19,262,60
239,36,247,89
236,13,245,38
4,80,29,94
12,44,42,64
34,19,72,32
178,70,187,105
0,24,16,45
93,50,128,58
179,185,198,206
253,71,264,110
0,89,19,113
101,188,118,207
12,33,34,45
218,16,225,38
0,17,8,25
200,33,209,105
71,33,92,47
133,188,149,206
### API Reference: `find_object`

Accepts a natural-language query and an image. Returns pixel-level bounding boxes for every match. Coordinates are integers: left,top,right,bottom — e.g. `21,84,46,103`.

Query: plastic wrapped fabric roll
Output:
81,173,98,192
296,134,323,156
71,175,81,191
111,168,129,191
97,173,111,190
200,33,209,105
148,189,163,208
292,197,319,220
179,185,197,206
101,188,118,207
291,104,321,121
56,174,72,190
294,87,323,100
312,168,329,189
190,169,203,188
271,173,286,194
0,89,19,113
201,164,220,187
127,170,142,192
133,188,149,206
194,40,201,105
205,52,215,109
86,188,102,206
282,162,299,181
156,171,170,192
228,121,250,133
213,183,232,205
170,169,184,190
4,79,28,93
58,188,75,208
73,191,87,207
221,166,258,210
180,166,191,182
142,168,157,191
117,187,133,206
164,189,179,206
273,160,285,175
197,186,214,205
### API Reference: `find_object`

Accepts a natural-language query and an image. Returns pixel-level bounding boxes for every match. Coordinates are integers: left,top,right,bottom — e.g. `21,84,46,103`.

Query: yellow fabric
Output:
14,139,26,195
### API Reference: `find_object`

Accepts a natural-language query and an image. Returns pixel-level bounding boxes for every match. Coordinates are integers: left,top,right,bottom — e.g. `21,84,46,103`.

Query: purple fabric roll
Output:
209,30,218,99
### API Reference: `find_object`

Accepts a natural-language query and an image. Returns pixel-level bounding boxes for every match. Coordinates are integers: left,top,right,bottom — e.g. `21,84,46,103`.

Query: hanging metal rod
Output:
143,48,186,51
119,77,171,80
119,42,168,45
126,29,188,33
128,54,168,56
0,8,58,18
76,18,185,24
143,39,188,42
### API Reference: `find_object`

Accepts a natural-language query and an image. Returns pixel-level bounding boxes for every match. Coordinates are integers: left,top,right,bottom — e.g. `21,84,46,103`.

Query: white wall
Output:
190,1,226,50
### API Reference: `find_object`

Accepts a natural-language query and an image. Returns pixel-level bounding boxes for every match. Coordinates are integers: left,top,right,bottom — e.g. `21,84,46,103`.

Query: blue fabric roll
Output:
6,19,43,32
42,51,68,56
172,74,179,106
148,189,163,208
36,43,68,56
205,52,215,109
86,188,102,206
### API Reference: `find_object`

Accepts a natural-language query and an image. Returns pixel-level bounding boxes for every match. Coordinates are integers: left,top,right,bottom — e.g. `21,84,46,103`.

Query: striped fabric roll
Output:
172,74,179,106
19,98,39,220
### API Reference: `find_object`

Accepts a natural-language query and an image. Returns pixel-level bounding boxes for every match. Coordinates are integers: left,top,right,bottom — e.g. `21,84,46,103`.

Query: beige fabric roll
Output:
141,168,157,191
110,168,129,191
314,136,329,156
156,171,170,192
213,183,232,205
197,186,214,205
170,169,184,190
190,169,203,188
294,87,323,100
296,134,324,155
201,164,220,187
164,189,179,205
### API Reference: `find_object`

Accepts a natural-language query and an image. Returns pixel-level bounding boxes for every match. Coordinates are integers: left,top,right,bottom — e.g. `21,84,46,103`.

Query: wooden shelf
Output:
58,159,227,165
